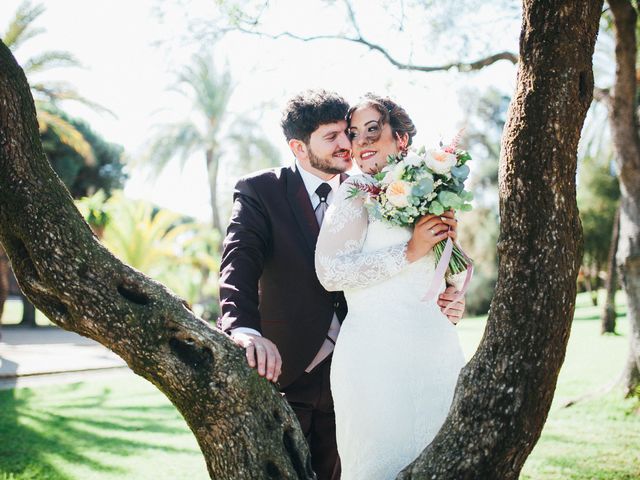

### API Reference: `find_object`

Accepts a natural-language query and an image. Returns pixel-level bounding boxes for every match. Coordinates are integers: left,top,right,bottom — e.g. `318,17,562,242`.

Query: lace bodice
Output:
315,175,410,292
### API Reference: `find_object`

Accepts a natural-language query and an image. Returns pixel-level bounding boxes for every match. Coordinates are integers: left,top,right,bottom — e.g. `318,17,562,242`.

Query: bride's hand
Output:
440,210,458,242
406,211,457,263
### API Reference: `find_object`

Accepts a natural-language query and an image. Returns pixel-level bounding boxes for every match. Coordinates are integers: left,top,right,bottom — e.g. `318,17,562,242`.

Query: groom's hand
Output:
438,286,465,325
230,332,282,383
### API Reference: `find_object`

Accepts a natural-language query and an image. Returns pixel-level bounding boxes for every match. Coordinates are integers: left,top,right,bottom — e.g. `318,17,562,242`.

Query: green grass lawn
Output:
1,291,638,479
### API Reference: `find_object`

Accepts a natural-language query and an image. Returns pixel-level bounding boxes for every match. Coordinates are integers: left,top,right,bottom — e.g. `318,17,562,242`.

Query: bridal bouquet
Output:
348,135,473,284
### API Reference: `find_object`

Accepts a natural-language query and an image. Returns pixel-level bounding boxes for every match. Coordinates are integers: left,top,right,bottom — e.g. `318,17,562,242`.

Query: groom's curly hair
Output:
281,89,350,144
347,93,417,146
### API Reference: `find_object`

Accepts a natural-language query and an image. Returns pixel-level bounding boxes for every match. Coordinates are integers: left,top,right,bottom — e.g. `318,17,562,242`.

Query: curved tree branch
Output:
234,27,518,73
233,0,519,74
0,39,313,480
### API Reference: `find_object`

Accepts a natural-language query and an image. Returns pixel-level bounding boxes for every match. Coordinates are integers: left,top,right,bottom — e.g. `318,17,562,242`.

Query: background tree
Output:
92,193,220,317
599,0,640,398
2,0,110,164
41,109,126,198
146,54,280,236
578,14,622,329
0,0,604,477
576,155,620,306
457,87,510,316
457,207,499,316
602,206,621,333
215,0,520,74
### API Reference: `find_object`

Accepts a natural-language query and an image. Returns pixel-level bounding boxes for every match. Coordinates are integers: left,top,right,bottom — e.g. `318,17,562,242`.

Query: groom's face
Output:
302,121,352,176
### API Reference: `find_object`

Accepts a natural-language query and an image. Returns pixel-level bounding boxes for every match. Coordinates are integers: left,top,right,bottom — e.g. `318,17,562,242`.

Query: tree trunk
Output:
606,0,640,398
206,149,222,237
0,39,314,480
18,293,36,327
601,205,620,334
398,1,601,478
0,245,8,323
591,264,600,306
622,349,640,396
584,266,598,306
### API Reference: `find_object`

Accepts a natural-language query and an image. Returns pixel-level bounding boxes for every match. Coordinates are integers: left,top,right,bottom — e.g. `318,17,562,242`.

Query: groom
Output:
218,89,465,480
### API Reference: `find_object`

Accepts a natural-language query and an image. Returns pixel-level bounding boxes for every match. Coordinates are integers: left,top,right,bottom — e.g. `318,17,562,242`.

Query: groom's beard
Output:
308,146,351,175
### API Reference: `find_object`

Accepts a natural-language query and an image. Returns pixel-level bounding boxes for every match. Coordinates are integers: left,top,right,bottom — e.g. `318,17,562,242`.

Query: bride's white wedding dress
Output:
315,175,466,480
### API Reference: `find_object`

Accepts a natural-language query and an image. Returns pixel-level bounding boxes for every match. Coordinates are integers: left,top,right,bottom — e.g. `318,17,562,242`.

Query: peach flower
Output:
386,180,412,208
425,148,457,174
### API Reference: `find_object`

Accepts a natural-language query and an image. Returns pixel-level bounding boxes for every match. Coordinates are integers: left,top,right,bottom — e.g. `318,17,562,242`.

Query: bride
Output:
315,93,467,479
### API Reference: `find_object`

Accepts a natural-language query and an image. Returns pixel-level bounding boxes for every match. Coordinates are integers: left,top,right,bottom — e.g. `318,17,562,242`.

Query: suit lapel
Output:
286,165,320,255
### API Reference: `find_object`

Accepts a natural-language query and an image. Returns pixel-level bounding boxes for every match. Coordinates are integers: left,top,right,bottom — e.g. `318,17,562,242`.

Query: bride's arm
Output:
315,178,409,291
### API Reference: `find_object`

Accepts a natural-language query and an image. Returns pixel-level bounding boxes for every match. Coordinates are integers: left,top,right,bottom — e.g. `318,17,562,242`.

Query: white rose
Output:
392,162,405,180
425,148,457,175
404,151,423,167
386,180,412,208
381,166,395,185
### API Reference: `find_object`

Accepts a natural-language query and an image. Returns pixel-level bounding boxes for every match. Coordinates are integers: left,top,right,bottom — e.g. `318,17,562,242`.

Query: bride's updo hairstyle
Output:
347,93,417,147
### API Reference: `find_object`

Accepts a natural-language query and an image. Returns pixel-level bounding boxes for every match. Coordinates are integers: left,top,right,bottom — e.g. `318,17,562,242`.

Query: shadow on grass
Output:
0,382,196,480
573,308,627,322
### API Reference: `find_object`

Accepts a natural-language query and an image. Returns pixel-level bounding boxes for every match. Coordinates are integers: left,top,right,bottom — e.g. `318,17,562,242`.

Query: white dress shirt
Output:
296,160,341,210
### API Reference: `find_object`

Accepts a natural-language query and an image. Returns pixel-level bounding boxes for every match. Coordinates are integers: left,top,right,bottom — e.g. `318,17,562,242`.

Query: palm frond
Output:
31,82,115,116
22,51,82,75
2,1,45,50
226,117,281,172
175,54,235,129
99,193,220,304
36,105,96,166
144,122,204,176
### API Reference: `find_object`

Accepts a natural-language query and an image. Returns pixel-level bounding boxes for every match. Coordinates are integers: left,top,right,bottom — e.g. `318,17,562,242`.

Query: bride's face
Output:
348,106,401,174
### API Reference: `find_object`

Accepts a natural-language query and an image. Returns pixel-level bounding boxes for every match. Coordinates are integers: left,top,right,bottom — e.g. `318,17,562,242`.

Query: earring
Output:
395,132,408,157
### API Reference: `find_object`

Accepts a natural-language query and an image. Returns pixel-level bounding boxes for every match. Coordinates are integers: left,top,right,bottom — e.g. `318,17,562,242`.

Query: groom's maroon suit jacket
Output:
218,164,348,389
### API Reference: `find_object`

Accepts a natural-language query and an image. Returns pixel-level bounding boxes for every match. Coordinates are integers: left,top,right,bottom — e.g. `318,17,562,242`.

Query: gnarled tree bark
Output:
0,39,314,480
398,1,601,478
606,0,640,397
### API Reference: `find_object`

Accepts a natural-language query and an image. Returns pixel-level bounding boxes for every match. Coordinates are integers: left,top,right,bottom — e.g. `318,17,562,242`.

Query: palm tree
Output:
79,192,220,308
3,1,112,165
146,54,279,235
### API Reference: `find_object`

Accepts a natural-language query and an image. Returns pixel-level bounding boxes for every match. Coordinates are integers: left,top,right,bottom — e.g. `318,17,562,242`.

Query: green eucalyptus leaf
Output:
450,164,470,180
429,200,445,215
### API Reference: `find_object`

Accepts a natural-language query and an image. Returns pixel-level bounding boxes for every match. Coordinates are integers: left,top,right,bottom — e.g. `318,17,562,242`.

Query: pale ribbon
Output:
421,237,474,315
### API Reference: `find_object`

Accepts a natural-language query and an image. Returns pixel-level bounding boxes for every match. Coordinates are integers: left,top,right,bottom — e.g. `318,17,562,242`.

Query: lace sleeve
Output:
315,176,409,291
